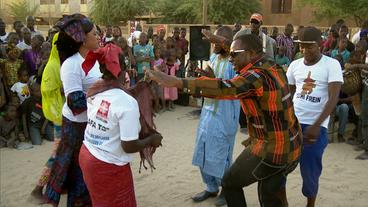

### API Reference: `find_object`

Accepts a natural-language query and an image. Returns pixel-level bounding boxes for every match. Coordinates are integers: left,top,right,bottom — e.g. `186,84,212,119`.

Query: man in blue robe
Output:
191,26,240,206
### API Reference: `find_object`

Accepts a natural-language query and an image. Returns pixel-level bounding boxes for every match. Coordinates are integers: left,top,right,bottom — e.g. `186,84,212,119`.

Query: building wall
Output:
0,0,90,24
37,0,86,18
259,0,356,27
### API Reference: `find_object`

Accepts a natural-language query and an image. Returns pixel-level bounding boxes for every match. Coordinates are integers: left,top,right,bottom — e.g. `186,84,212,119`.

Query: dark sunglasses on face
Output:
250,20,260,25
229,49,247,58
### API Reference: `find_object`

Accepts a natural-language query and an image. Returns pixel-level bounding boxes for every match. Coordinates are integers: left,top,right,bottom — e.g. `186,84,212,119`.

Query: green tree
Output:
208,0,261,24
153,0,261,24
300,0,368,26
154,0,201,24
8,0,39,21
90,0,148,25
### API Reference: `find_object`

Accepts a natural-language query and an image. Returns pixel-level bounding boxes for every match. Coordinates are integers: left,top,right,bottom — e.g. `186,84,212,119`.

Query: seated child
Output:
0,105,19,148
275,46,291,69
0,45,23,90
11,67,30,104
21,80,53,145
331,38,351,64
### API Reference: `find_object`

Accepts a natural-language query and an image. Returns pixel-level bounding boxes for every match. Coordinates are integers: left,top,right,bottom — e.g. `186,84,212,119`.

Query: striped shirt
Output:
182,58,302,164
276,33,294,61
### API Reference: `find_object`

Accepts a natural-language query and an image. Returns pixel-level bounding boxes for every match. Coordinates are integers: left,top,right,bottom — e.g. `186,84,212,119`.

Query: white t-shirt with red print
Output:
286,55,343,128
84,88,141,166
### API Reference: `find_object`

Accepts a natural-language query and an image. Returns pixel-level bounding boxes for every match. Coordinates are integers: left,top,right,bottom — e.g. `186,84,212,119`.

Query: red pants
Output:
79,144,137,207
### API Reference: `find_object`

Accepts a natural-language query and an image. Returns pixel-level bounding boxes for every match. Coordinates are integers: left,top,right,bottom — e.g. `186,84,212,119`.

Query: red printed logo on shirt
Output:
96,100,111,122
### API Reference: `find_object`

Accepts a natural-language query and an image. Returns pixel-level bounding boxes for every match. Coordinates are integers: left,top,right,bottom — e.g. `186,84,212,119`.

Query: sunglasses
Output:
230,49,247,58
250,20,261,25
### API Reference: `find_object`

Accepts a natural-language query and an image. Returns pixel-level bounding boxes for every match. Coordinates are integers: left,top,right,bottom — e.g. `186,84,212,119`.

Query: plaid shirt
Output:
182,58,302,164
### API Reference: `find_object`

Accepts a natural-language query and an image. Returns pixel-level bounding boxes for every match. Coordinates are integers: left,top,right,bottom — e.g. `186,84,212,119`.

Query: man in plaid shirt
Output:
147,33,302,207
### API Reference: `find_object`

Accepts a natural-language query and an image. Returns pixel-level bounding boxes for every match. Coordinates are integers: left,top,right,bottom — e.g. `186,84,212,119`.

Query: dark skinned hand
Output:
303,125,320,144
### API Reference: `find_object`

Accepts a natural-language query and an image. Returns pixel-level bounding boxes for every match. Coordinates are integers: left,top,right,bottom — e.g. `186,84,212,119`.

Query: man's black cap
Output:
294,26,322,44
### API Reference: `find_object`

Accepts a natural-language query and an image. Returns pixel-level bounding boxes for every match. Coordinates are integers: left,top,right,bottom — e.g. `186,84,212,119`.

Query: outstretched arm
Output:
201,29,231,51
146,68,262,100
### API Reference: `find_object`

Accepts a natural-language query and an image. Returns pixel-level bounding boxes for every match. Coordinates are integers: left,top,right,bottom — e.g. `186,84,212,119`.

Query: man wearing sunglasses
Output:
147,33,302,207
286,26,343,207
234,13,276,62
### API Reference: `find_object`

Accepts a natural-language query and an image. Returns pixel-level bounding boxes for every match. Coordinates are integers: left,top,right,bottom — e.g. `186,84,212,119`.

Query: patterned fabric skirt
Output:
37,124,62,187
44,116,91,207
79,144,137,207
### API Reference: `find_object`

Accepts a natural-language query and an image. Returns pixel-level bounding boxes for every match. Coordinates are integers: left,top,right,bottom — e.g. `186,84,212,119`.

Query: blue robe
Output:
192,54,240,178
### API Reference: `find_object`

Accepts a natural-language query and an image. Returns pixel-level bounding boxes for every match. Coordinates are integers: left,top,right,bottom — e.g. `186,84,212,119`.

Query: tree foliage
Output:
208,0,261,24
90,0,148,25
300,0,368,26
153,0,261,24
154,0,201,24
90,0,261,25
7,0,39,21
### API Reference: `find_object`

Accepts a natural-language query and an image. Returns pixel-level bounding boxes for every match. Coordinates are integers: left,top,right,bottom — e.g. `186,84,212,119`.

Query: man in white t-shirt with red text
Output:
286,27,343,207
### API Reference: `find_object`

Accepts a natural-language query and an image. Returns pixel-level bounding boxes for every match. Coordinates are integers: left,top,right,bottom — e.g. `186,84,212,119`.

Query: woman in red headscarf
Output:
79,43,162,207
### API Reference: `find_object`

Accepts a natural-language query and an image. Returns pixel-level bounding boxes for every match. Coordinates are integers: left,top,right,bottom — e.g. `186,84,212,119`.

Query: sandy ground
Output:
1,106,368,207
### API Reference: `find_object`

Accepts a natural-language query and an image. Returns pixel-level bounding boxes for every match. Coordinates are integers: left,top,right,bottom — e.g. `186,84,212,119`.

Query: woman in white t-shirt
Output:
43,14,101,206
79,43,162,207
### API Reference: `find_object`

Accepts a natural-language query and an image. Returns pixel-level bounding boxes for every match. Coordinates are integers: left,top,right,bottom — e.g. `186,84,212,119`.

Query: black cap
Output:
294,26,322,44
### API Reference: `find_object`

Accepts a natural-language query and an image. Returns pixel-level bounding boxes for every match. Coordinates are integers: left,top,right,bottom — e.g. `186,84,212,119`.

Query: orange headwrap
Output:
156,25,166,33
82,43,122,78
250,13,263,22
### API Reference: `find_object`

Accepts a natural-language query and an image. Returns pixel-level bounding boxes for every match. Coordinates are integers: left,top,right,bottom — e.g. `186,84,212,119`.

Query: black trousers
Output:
222,148,299,207
239,109,247,128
